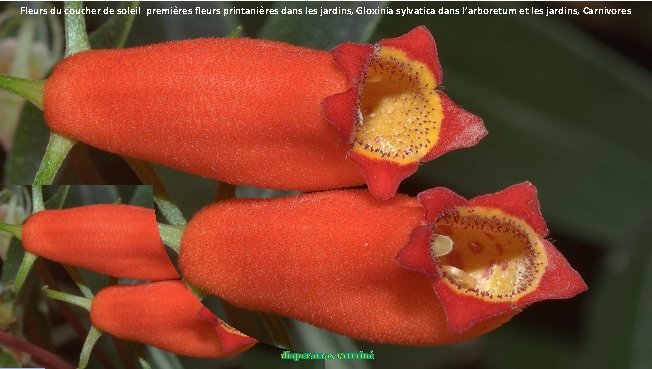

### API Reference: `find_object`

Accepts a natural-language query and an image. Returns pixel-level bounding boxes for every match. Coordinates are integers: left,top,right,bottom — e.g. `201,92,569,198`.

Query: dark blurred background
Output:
1,2,651,369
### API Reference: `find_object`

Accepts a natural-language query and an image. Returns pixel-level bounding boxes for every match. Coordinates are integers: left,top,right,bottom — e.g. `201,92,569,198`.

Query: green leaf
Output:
1,237,24,287
157,224,183,253
89,1,139,49
147,347,185,369
582,220,652,369
128,1,240,45
239,344,305,369
128,185,153,208
356,338,462,369
3,103,49,184
259,1,386,48
288,320,371,369
235,186,297,199
485,326,578,369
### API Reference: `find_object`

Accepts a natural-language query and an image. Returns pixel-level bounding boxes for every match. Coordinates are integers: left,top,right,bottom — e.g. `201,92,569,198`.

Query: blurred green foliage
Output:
0,1,651,369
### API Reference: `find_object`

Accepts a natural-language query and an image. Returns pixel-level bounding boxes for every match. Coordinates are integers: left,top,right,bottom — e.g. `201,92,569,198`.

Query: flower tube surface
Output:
44,26,485,199
22,204,178,280
178,186,585,344
90,280,256,358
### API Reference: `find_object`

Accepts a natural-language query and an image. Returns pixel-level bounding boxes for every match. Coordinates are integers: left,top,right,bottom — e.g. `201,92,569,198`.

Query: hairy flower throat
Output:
353,47,442,164
432,207,547,301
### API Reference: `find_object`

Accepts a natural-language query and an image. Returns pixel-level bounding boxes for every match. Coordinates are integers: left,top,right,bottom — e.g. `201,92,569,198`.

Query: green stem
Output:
42,288,92,311
0,223,22,239
13,251,37,294
79,326,103,369
0,75,44,109
63,265,94,299
132,343,153,369
115,1,139,48
157,223,183,253
32,185,44,212
44,185,70,209
33,132,76,185
64,1,90,56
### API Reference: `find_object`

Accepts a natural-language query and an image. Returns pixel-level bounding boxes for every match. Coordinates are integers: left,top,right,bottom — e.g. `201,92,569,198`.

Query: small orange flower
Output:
90,280,256,358
396,182,587,332
22,204,178,281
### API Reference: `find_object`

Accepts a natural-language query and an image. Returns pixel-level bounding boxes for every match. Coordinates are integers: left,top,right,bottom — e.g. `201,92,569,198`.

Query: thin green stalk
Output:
117,2,139,48
33,133,76,184
0,75,44,109
44,185,70,209
132,343,153,369
0,223,22,239
64,1,90,56
12,186,43,294
157,223,183,253
79,326,103,369
48,12,65,62
63,265,93,299
32,1,89,185
13,252,37,294
33,259,116,369
11,15,36,81
42,288,91,311
32,185,44,212
89,1,139,49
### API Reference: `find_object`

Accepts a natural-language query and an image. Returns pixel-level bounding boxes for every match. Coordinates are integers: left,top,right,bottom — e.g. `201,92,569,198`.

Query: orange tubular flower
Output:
395,182,587,332
22,204,178,281
90,280,256,358
178,185,584,344
44,26,484,199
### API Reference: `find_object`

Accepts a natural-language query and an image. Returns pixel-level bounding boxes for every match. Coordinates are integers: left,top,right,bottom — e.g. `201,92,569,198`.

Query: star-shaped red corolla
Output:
396,182,587,332
324,26,487,200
